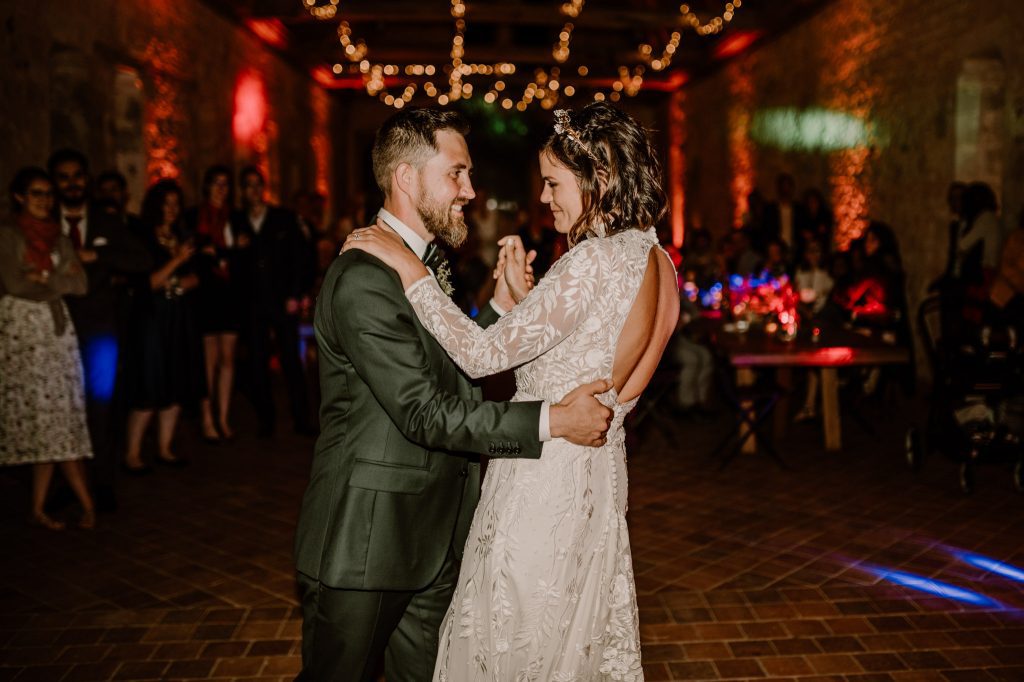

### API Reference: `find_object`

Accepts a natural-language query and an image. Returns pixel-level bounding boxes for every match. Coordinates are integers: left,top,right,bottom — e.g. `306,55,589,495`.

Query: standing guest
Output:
95,170,144,235
235,166,313,437
0,168,95,530
184,165,242,443
760,173,808,255
123,180,205,472
48,149,152,513
800,188,834,256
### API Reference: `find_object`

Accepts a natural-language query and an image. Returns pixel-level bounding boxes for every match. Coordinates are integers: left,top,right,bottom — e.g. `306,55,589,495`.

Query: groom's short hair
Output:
372,108,470,198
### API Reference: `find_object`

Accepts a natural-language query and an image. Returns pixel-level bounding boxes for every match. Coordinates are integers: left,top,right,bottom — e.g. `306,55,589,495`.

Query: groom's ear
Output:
394,162,417,202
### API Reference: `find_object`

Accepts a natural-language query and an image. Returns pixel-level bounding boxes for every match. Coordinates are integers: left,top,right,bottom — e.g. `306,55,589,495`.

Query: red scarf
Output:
17,212,61,273
197,203,230,248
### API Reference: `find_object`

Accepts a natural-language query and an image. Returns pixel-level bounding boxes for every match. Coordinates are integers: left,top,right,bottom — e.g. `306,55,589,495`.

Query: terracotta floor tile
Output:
2,394,1024,681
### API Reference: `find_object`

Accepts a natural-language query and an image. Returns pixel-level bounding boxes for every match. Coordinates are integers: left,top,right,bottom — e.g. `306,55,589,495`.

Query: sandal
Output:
30,512,66,531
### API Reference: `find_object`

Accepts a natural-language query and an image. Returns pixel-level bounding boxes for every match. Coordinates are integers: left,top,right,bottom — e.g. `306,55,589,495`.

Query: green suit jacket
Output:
294,250,543,591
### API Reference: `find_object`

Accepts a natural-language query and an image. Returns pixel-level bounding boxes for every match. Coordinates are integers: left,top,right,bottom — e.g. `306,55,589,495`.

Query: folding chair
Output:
708,362,788,469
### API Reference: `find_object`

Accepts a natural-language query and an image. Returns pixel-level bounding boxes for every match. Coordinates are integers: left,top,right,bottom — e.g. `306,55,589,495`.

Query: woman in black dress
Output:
183,166,243,442
123,180,205,471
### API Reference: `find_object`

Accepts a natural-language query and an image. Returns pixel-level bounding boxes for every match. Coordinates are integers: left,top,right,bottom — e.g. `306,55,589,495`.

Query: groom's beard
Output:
417,190,468,249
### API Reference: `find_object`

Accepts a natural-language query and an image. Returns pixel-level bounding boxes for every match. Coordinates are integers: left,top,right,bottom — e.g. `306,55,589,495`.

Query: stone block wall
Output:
683,0,1024,344
0,0,333,215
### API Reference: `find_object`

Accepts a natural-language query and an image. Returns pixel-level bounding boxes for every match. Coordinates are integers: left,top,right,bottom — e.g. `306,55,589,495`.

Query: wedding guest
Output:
516,208,560,279
760,173,808,254
184,165,242,443
95,169,143,235
793,240,835,423
123,180,205,472
682,227,715,288
955,182,1002,327
990,209,1024,325
49,149,152,513
732,229,762,276
235,166,313,437
800,188,834,256
762,239,790,279
0,168,95,530
673,295,714,415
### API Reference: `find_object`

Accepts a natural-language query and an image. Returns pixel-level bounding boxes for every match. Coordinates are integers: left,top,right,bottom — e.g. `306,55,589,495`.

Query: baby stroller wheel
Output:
1014,459,1023,494
905,427,923,471
959,461,975,495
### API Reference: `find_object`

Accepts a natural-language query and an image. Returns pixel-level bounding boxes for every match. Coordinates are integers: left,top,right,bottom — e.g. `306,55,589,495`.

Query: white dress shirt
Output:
60,208,88,244
376,208,551,441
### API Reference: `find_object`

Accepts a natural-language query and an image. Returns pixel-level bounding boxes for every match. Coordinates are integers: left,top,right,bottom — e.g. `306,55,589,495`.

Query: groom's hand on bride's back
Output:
550,379,614,447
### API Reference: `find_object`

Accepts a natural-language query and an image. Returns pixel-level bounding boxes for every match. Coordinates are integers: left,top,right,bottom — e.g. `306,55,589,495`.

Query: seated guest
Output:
793,240,835,423
123,180,205,472
989,209,1024,328
795,239,834,317
955,182,1002,329
672,294,714,415
732,229,762,277
0,167,95,530
762,239,790,280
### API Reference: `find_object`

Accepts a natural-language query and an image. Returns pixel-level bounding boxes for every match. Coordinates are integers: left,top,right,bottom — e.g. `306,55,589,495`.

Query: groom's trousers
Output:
296,549,459,682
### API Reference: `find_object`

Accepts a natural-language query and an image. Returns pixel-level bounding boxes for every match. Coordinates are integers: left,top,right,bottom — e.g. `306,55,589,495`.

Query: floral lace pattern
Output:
409,227,668,681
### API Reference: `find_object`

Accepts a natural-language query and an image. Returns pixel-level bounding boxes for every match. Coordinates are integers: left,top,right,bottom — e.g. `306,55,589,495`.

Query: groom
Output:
294,108,613,681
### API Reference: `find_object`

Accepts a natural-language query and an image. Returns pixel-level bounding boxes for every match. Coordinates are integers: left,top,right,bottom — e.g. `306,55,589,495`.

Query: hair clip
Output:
553,110,601,164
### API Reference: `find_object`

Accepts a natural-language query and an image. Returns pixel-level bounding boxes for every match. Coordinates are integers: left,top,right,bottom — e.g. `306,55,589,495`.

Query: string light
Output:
303,0,339,20
337,21,368,62
560,0,585,18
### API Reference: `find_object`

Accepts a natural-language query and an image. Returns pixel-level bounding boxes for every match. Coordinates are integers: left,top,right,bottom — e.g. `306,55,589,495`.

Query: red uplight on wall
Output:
246,18,288,50
233,71,268,144
714,30,763,60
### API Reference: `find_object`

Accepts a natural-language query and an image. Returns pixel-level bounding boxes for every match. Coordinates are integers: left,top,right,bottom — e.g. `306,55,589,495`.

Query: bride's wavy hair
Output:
542,102,667,246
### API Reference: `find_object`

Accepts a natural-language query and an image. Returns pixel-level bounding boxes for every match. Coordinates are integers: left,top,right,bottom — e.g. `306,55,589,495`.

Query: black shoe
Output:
121,462,153,476
257,424,275,440
202,432,222,446
94,485,118,513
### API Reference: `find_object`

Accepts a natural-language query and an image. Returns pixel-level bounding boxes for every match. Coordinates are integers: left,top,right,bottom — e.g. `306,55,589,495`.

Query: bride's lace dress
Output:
406,226,665,682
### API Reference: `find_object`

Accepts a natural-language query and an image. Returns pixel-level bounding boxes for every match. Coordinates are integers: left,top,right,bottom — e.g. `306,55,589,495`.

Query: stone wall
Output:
684,0,1024,332
0,0,333,215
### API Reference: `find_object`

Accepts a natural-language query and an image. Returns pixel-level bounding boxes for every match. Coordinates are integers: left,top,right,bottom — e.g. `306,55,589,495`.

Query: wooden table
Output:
709,324,910,452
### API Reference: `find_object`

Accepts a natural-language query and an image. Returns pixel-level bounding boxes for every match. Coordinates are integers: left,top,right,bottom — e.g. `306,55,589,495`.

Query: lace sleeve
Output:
406,240,606,378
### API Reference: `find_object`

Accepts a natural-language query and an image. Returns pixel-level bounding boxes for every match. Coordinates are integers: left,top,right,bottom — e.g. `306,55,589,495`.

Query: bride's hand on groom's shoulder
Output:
341,222,428,287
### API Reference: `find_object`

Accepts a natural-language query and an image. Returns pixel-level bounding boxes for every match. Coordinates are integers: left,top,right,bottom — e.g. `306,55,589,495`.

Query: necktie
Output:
422,242,443,272
67,215,83,249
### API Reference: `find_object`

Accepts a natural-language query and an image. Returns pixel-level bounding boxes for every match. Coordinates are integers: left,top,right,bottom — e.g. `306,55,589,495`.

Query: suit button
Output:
488,444,495,454
459,468,468,477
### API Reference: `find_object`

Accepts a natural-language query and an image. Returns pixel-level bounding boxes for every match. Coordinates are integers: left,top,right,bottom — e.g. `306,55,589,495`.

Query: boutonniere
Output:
435,260,454,297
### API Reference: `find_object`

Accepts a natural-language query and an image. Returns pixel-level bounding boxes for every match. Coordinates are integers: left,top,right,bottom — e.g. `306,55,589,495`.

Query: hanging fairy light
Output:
303,0,339,20
560,0,585,18
337,21,368,62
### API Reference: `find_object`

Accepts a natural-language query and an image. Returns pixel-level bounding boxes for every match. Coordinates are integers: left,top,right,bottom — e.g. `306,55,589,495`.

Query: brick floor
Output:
1,392,1023,681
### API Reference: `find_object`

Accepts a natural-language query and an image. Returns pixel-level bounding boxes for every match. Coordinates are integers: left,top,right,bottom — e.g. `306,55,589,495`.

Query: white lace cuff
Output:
404,274,435,298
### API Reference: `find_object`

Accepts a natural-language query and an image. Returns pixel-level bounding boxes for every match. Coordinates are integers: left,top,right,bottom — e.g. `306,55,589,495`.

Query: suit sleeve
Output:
332,254,543,458
94,218,154,274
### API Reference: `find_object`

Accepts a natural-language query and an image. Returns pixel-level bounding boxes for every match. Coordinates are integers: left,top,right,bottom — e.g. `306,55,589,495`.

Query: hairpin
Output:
553,109,601,164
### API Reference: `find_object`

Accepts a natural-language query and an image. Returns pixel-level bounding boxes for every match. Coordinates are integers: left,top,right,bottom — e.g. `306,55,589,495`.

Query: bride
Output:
345,102,678,681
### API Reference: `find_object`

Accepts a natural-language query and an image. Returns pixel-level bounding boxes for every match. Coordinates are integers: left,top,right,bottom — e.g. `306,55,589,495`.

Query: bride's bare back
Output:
612,247,679,403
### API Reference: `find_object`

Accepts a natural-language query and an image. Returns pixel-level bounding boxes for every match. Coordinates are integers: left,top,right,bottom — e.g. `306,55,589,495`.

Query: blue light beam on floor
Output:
864,566,1001,608
955,552,1024,583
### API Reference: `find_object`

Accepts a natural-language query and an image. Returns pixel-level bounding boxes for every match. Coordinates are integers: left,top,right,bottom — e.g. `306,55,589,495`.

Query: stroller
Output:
905,296,1024,494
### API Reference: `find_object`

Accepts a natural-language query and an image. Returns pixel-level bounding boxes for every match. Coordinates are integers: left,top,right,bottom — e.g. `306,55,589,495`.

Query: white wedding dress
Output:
407,226,666,682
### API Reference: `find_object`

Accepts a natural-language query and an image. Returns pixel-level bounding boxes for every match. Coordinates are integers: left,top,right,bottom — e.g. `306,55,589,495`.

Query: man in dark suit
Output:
235,166,313,437
293,109,612,682
48,149,153,511
760,173,808,260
